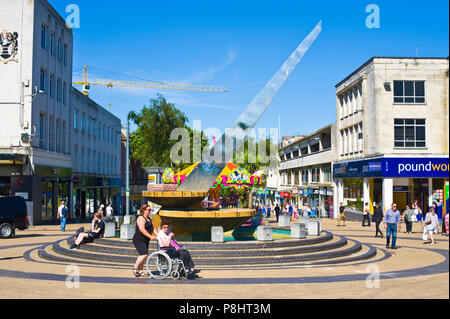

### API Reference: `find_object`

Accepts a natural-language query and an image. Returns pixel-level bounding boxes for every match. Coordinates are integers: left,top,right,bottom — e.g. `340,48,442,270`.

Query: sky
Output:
49,0,449,140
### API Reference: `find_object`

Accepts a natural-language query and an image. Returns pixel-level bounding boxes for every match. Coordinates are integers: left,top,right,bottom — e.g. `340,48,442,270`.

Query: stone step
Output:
64,235,345,258
52,236,361,266
94,230,333,250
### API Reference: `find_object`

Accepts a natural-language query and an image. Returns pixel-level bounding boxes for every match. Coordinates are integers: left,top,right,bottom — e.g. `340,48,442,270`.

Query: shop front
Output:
334,157,449,215
73,177,121,219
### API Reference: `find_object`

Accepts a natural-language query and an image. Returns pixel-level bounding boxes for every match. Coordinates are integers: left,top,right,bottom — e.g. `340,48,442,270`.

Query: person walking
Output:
403,205,414,233
412,199,422,223
106,203,114,217
337,203,346,226
132,204,157,277
384,203,402,249
372,202,384,238
422,208,440,245
57,200,69,232
74,201,81,223
274,204,281,222
362,202,371,227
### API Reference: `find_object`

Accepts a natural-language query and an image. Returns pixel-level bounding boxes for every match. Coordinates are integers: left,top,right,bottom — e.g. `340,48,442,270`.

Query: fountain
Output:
143,21,322,240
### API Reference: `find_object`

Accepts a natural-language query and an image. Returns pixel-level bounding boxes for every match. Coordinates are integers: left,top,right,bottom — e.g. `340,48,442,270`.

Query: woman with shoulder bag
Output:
422,208,440,244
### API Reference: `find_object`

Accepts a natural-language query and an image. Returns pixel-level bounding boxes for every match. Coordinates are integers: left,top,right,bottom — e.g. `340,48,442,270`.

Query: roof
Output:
335,56,449,88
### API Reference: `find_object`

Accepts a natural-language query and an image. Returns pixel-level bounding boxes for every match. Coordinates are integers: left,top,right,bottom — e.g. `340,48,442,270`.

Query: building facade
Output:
279,124,336,217
70,88,122,219
0,0,73,225
0,0,122,224
333,57,449,217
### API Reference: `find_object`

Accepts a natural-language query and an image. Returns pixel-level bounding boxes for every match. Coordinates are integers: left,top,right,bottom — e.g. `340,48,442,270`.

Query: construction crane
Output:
72,65,228,96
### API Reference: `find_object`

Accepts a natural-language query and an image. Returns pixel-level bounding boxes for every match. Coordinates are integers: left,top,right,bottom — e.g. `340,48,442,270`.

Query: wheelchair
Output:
145,249,187,280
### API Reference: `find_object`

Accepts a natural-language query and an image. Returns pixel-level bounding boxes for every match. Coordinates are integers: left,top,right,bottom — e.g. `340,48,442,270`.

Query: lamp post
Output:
126,114,130,216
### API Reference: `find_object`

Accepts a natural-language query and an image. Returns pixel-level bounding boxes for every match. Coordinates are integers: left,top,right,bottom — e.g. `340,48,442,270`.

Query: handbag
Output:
411,214,417,222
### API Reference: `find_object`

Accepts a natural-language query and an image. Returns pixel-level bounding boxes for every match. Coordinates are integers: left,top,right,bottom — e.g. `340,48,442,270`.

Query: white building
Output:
0,0,122,224
278,124,335,216
70,88,122,219
333,57,449,216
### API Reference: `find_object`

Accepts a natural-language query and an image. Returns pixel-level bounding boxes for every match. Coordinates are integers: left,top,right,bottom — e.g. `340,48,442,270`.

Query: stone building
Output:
333,57,449,216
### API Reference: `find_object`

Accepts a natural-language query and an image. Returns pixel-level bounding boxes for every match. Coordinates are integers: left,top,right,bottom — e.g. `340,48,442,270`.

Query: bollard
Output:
291,223,306,239
211,226,224,243
278,214,290,227
104,221,116,238
308,219,321,236
257,226,273,241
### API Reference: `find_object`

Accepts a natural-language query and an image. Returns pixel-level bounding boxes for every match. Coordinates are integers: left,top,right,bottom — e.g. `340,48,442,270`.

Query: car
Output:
0,196,28,238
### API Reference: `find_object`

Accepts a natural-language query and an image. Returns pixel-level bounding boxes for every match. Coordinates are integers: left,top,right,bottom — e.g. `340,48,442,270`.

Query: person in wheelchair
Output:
157,220,199,279
70,212,105,250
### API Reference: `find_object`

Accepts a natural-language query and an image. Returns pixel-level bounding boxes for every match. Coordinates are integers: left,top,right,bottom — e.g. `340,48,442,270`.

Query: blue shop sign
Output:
382,158,449,178
334,157,449,178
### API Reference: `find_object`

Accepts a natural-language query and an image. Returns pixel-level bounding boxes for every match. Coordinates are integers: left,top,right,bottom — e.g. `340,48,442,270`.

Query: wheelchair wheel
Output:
171,270,180,280
146,251,172,279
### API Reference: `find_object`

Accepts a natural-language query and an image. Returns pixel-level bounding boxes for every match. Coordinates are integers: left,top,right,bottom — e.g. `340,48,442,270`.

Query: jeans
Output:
60,216,67,232
362,214,371,227
386,223,398,248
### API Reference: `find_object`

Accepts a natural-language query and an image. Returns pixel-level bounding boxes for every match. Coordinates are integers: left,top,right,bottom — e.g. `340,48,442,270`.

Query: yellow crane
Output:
72,65,228,96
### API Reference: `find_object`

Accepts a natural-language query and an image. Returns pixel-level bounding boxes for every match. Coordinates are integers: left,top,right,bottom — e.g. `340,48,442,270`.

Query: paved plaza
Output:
0,218,448,299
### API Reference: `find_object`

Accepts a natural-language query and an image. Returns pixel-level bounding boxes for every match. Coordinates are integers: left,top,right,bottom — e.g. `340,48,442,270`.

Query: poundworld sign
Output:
382,158,449,178
334,157,449,178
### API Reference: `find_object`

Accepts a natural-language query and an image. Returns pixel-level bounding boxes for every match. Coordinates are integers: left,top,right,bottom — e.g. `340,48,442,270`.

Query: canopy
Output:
162,162,264,189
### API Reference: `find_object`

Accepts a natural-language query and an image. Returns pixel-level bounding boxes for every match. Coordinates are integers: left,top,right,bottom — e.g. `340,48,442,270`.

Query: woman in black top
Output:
132,204,157,277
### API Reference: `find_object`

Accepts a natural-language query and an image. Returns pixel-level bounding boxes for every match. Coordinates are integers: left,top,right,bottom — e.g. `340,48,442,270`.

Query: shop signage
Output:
393,186,409,192
148,174,157,184
319,187,326,195
382,158,449,178
35,165,72,178
334,157,449,178
326,187,333,196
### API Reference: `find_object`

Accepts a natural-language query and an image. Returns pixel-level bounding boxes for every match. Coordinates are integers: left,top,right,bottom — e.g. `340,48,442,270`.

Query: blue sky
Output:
50,0,449,140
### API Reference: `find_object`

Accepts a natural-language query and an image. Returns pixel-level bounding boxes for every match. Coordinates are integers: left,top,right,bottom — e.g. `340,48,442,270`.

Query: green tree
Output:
129,94,208,169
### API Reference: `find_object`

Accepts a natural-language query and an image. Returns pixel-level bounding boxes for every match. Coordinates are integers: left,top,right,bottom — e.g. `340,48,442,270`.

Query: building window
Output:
62,121,67,153
57,38,62,61
311,167,320,183
49,116,54,151
393,81,425,104
87,149,91,173
87,117,91,135
49,73,54,97
310,142,319,153
394,119,426,148
81,113,85,132
302,169,309,185
73,145,78,172
81,147,85,172
300,146,308,156
56,78,61,102
40,67,47,93
56,119,60,153
41,24,48,50
64,43,68,66
39,113,46,149
50,32,56,56
73,108,78,130
63,82,67,105
323,166,332,183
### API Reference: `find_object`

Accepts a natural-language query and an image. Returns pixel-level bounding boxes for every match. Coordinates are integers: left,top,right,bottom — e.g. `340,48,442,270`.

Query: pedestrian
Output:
267,205,271,219
337,202,346,227
384,203,402,249
362,202,371,227
106,203,114,217
293,205,299,219
74,201,81,223
412,199,422,223
403,205,414,233
274,203,281,222
70,212,105,250
132,204,157,277
57,200,69,232
422,207,440,245
288,204,293,219
304,204,311,217
372,202,384,238
99,204,105,217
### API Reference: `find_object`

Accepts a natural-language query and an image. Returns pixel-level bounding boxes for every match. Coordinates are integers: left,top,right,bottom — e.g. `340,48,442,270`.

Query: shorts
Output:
133,239,150,256
84,231,98,243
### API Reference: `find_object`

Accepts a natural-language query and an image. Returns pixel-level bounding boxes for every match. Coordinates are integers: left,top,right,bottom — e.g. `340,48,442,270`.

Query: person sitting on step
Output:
70,212,105,250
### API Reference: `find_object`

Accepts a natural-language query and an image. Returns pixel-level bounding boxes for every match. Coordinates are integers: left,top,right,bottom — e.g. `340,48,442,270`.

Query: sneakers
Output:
69,244,79,250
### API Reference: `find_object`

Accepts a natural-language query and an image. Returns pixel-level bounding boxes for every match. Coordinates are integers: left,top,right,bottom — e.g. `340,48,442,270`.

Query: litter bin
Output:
257,226,273,241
